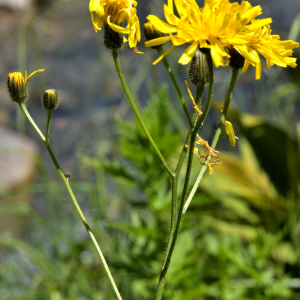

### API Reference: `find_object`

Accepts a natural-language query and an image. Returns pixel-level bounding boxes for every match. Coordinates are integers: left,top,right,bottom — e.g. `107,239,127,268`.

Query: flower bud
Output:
104,23,124,51
42,89,59,110
143,22,164,49
7,72,28,103
189,48,210,86
228,47,245,69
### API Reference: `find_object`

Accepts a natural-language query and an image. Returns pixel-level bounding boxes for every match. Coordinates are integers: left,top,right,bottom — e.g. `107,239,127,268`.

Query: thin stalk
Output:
155,55,214,300
161,84,205,270
194,85,205,125
19,103,123,300
112,49,174,178
157,46,193,128
45,109,52,144
183,67,240,214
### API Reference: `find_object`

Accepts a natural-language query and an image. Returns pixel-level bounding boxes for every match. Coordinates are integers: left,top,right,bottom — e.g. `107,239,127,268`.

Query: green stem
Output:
157,46,193,128
45,109,52,144
155,55,214,300
112,49,174,178
19,103,123,300
161,84,205,271
183,67,240,214
19,102,46,142
194,85,205,125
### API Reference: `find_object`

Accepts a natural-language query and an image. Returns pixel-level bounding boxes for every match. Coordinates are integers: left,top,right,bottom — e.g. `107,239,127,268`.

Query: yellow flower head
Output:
239,22,299,79
89,0,141,53
7,69,44,103
145,0,299,79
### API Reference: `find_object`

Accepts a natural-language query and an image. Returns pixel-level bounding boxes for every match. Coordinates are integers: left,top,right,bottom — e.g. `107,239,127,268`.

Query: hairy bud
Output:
189,48,210,86
42,89,59,110
143,23,164,49
104,23,124,51
7,72,28,103
228,47,245,69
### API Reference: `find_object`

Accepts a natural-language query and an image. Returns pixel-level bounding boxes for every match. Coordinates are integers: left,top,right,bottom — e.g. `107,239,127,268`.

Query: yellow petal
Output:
253,50,261,80
147,15,177,33
164,4,179,26
208,164,214,175
178,42,198,65
210,45,224,67
225,120,236,146
248,18,272,30
26,69,45,81
89,0,98,12
241,59,250,73
107,16,130,34
153,45,175,65
134,46,143,54
145,36,172,48
236,45,260,65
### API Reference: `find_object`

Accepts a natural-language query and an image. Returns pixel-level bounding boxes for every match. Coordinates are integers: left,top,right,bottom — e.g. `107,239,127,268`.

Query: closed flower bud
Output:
104,23,124,51
189,48,210,86
7,72,28,103
42,89,59,110
228,47,245,69
143,22,164,49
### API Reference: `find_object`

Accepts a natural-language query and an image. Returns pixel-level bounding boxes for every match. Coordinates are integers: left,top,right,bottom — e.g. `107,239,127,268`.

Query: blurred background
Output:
0,0,300,299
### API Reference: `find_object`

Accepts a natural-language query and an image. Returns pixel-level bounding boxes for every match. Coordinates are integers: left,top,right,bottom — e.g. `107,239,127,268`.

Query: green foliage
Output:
1,86,300,299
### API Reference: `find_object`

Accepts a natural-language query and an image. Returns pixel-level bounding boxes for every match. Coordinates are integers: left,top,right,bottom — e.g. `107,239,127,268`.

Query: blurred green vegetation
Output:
1,2,300,300
1,80,300,299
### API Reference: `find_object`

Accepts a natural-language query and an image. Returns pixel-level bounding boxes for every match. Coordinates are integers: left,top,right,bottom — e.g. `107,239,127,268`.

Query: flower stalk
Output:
155,52,214,300
157,46,193,128
18,102,123,300
111,49,175,178
183,67,240,214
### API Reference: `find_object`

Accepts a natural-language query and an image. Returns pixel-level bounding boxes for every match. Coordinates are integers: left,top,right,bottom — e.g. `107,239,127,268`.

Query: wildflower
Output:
42,89,59,110
238,22,299,79
7,69,44,103
143,22,164,49
89,0,141,52
145,0,299,79
188,47,210,86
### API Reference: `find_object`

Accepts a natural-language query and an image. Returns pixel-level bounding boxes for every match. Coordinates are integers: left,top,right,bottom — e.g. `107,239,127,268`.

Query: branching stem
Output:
19,102,123,300
155,53,214,300
183,68,240,214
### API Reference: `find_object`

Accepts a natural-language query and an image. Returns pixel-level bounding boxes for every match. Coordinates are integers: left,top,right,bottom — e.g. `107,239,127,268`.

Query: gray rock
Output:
0,125,39,234
0,0,32,10
0,125,39,191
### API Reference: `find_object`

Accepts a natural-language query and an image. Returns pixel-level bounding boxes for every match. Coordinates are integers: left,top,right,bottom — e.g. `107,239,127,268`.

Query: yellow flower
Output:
7,68,44,103
145,0,298,79
89,0,141,53
239,22,299,79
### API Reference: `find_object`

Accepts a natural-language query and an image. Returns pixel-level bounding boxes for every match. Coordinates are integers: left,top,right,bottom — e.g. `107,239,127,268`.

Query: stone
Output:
0,0,32,11
0,125,39,234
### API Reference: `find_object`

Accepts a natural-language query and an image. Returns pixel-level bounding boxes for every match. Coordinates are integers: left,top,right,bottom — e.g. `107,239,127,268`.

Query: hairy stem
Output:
19,102,123,300
183,67,240,214
155,54,214,300
45,109,52,144
112,49,174,178
157,46,193,128
161,83,205,272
